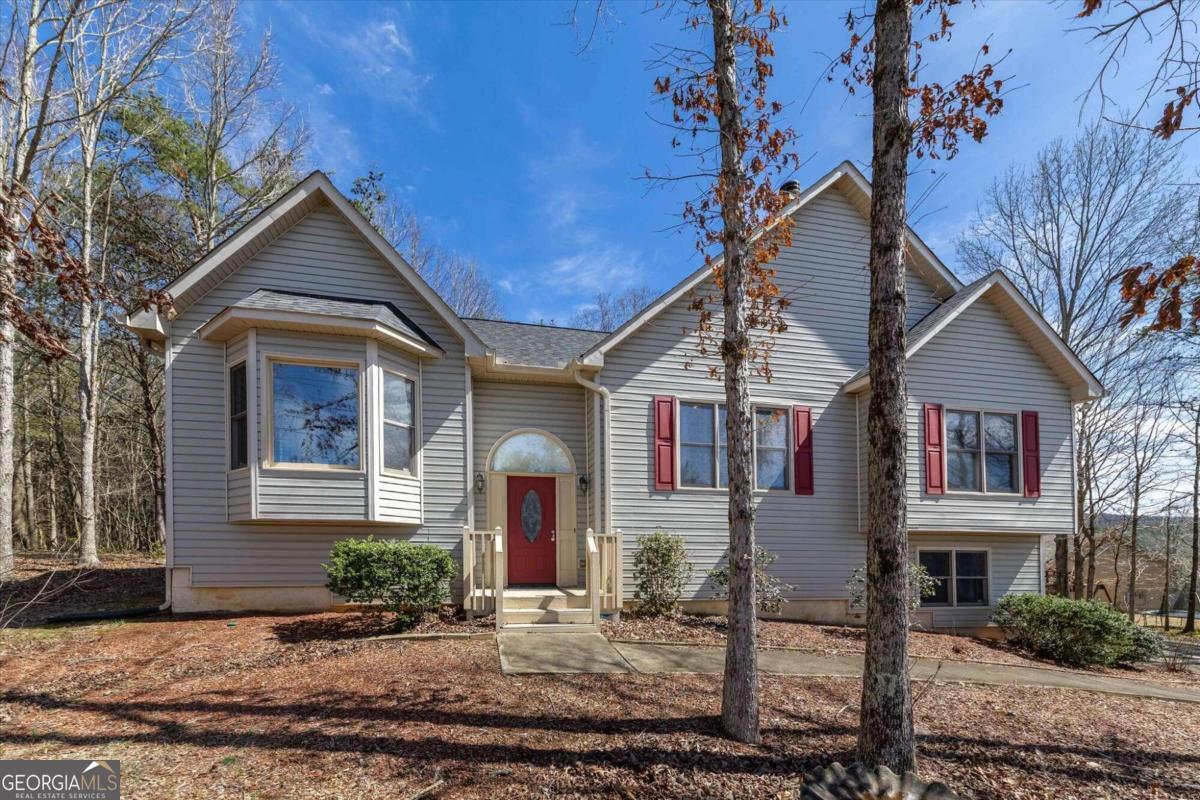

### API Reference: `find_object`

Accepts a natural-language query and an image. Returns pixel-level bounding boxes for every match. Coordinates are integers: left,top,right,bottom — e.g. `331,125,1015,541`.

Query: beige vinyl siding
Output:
168,204,468,588
598,187,941,599
471,380,588,577
908,533,1042,628
906,297,1074,533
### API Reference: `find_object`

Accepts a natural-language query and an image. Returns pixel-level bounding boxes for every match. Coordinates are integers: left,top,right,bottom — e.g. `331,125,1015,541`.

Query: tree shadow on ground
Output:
1,565,163,626
3,688,1197,795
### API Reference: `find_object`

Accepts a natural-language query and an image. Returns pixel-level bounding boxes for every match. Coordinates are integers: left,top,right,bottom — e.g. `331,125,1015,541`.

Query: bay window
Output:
269,360,361,469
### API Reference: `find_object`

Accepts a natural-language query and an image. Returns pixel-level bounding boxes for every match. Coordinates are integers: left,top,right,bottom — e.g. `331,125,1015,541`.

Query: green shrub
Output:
1127,624,1165,663
325,537,455,626
708,545,793,615
632,529,693,617
994,593,1162,667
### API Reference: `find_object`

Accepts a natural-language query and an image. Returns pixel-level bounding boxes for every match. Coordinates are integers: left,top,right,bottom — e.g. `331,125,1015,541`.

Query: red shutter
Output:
923,403,945,495
793,405,813,495
653,396,676,491
1021,410,1041,498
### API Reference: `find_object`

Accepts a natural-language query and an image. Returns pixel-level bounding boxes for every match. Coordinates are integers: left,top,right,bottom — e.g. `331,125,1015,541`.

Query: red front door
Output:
506,475,557,585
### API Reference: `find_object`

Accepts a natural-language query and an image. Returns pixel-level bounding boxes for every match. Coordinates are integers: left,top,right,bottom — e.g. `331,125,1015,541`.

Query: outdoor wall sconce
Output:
474,472,485,494
578,473,591,494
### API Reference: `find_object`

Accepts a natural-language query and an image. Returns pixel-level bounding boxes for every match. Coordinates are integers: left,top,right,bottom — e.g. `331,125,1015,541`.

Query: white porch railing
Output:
466,526,618,629
593,529,622,613
462,526,503,619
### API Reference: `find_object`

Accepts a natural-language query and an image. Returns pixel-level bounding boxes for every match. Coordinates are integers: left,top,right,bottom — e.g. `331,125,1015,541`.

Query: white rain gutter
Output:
573,370,612,535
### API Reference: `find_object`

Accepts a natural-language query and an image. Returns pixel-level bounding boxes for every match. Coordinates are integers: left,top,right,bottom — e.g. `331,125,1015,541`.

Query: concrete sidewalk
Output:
496,633,1200,704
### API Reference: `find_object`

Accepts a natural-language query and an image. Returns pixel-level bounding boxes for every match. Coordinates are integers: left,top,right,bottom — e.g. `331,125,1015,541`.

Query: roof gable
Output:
124,171,486,356
843,271,1104,402
582,160,962,363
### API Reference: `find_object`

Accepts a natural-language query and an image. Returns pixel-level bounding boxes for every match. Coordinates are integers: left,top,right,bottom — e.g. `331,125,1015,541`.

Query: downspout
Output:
573,370,611,535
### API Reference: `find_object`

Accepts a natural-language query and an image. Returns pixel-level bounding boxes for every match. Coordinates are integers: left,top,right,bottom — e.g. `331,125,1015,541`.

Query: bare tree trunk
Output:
19,400,35,548
1085,516,1097,599
1129,478,1140,621
1073,479,1086,598
1054,537,1069,595
708,0,759,745
76,148,101,568
1162,511,1172,631
859,0,915,775
1185,407,1199,633
47,468,58,551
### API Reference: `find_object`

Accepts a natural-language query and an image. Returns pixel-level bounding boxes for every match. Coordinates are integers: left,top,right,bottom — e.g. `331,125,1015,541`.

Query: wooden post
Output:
463,526,474,620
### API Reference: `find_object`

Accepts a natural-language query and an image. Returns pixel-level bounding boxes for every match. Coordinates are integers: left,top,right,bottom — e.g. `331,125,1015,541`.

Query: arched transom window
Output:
490,430,573,473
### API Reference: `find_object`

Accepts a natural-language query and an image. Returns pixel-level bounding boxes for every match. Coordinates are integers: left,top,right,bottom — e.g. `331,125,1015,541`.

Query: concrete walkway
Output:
496,633,1200,704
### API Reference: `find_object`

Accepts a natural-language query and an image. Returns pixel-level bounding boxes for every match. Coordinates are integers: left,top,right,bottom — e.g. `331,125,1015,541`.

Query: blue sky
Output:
240,1,1197,325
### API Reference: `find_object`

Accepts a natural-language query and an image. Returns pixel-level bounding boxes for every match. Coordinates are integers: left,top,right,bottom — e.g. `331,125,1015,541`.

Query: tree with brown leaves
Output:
1076,0,1200,331
650,0,799,743
834,0,1007,773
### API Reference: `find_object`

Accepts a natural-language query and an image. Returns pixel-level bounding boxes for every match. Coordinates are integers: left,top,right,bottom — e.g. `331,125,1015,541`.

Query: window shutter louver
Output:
653,396,676,491
1021,410,1041,498
793,405,814,495
923,403,945,495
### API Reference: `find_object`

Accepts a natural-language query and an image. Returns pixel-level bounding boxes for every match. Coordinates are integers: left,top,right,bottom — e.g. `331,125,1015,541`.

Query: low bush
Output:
994,593,1163,666
325,537,455,627
708,545,793,615
632,529,694,617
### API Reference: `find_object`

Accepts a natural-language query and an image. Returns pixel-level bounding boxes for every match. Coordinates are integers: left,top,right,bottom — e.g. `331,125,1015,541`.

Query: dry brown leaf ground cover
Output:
1,552,164,626
3,612,1200,800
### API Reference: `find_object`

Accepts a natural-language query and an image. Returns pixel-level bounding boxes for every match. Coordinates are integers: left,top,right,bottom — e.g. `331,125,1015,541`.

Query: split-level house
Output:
122,161,1103,633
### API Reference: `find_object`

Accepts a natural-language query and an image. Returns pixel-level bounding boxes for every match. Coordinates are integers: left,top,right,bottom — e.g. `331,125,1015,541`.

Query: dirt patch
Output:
0,553,163,627
2,612,1199,799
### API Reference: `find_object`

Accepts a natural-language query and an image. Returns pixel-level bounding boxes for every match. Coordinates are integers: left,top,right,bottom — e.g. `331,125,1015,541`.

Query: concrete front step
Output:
502,587,589,611
502,607,595,625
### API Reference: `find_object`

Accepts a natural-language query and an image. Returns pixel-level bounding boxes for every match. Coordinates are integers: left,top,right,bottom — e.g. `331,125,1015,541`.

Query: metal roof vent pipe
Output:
779,179,802,200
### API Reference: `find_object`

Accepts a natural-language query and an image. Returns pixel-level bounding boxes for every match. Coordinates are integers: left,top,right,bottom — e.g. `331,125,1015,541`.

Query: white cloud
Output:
539,246,642,295
316,83,335,96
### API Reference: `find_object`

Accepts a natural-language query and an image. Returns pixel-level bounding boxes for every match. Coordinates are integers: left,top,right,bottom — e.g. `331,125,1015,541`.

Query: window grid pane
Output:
983,413,1018,493
271,362,360,467
946,411,981,491
919,551,952,606
229,363,248,470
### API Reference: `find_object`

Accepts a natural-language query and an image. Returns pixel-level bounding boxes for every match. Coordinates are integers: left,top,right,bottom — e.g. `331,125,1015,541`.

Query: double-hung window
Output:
918,549,990,607
269,360,361,469
229,362,248,470
383,371,416,473
680,402,725,488
754,407,789,490
945,410,1019,493
678,401,790,490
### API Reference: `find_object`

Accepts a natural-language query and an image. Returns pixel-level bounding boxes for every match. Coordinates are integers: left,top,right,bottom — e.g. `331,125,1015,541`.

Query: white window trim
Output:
226,358,249,474
263,354,365,473
673,397,794,493
943,406,1022,496
381,366,420,478
916,547,993,608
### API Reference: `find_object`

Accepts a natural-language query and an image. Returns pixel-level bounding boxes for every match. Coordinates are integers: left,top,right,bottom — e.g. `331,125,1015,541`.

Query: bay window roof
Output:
199,289,443,357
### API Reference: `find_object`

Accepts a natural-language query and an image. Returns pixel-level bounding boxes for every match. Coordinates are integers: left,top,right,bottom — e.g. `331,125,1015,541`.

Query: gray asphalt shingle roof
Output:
464,317,607,368
234,289,441,350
